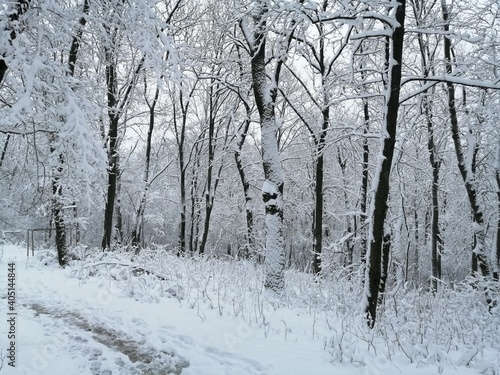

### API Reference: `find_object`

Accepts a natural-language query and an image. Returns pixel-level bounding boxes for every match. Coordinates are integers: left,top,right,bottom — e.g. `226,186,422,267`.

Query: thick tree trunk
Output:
101,46,143,250
311,20,330,276
440,0,489,277
364,0,406,328
101,111,119,251
249,2,287,292
100,39,119,251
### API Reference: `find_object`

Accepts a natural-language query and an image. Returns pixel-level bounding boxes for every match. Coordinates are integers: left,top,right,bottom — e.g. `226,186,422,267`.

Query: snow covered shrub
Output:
371,277,500,370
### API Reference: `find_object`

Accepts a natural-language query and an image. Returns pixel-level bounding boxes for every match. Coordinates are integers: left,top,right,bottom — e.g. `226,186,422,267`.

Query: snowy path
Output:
0,246,331,375
1,262,270,374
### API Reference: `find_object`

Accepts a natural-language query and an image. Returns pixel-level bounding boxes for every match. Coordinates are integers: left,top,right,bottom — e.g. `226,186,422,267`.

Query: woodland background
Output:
1,0,500,326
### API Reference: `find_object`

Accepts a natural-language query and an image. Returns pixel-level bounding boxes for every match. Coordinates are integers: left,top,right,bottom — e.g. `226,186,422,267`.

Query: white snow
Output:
0,243,498,375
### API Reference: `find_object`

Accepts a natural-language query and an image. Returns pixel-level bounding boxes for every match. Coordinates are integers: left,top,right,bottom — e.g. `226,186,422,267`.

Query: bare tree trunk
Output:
246,1,292,292
101,45,144,250
188,144,202,254
114,155,123,246
131,85,159,251
440,0,489,277
234,112,254,258
364,0,406,328
338,149,353,267
199,83,217,255
360,96,370,265
50,143,67,267
174,83,197,255
312,103,329,275
101,68,119,251
427,102,442,292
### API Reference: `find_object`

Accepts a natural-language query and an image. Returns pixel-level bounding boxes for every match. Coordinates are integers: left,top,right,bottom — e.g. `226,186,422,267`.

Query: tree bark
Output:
0,134,11,168
101,53,119,250
360,96,370,265
101,44,144,250
50,143,67,267
440,0,489,277
426,100,442,292
234,108,254,258
131,84,159,252
364,0,406,328
199,82,217,255
247,1,289,292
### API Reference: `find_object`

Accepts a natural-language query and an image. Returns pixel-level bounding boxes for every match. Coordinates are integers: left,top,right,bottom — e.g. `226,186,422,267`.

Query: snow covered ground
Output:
0,243,498,375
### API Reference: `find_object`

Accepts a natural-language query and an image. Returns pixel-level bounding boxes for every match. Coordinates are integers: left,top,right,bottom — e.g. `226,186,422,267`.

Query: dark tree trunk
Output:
199,84,216,255
338,149,353,268
441,1,489,277
0,134,11,168
428,117,442,292
312,107,328,275
174,85,195,255
114,157,124,246
364,0,406,328
234,114,254,258
101,105,119,250
51,145,67,267
101,36,119,251
378,234,391,302
311,19,330,276
100,45,144,250
131,85,159,252
360,97,370,265
188,145,202,254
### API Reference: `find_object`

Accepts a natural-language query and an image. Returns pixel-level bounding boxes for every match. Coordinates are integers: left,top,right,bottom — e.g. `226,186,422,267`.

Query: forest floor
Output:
0,243,498,375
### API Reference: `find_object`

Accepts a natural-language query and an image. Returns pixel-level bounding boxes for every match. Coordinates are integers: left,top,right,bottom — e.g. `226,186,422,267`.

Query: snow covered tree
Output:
238,0,304,291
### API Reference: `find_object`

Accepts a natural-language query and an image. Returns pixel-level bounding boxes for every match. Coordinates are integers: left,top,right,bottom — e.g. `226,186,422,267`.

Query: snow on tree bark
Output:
246,0,289,292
